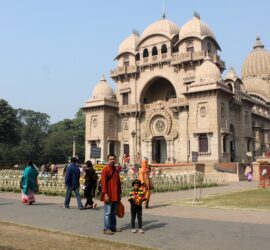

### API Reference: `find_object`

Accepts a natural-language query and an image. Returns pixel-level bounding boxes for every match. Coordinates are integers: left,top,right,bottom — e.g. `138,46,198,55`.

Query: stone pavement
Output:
0,181,270,250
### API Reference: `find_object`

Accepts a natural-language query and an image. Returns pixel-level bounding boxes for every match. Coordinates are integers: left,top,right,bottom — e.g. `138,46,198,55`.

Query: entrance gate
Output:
152,137,167,163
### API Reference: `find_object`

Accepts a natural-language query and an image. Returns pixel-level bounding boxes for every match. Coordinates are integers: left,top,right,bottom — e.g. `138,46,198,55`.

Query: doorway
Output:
152,137,167,163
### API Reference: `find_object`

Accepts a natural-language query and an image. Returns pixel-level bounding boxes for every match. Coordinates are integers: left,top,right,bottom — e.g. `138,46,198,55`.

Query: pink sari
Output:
21,188,35,205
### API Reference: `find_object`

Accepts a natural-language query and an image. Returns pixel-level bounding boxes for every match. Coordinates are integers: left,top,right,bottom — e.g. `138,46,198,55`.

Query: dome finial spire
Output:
162,0,166,19
194,11,200,19
253,34,264,49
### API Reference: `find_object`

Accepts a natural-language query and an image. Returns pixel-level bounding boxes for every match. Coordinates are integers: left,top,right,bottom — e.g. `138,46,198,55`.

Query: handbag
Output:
116,201,125,218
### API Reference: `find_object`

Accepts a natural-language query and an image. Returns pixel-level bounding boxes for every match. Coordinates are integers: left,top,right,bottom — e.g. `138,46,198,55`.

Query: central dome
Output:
141,18,180,40
244,77,270,102
242,36,270,79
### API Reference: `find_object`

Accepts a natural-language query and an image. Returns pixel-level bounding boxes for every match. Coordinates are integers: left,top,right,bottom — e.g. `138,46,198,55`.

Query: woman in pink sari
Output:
21,161,39,205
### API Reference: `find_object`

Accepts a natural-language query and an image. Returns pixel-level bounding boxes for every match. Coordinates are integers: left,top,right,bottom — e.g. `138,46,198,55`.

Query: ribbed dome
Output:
141,18,180,40
195,56,221,84
242,36,270,79
118,32,140,56
225,67,239,81
92,75,113,99
180,16,216,41
244,77,270,102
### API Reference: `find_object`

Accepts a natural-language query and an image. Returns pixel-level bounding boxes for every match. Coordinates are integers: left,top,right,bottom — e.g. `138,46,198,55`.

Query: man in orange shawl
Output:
138,158,151,208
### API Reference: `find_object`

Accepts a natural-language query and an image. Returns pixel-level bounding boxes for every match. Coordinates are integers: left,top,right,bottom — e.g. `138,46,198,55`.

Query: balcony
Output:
110,65,137,77
171,52,192,65
118,97,188,114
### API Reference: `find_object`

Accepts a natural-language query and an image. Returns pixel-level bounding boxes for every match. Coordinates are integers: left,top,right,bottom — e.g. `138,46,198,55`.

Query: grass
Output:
182,188,270,210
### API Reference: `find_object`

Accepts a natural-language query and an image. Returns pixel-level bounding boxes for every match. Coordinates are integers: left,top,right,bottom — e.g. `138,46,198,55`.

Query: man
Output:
64,157,83,210
101,153,122,235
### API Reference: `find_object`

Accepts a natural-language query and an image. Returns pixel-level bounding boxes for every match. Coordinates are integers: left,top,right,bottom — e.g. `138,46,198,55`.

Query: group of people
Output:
20,154,153,234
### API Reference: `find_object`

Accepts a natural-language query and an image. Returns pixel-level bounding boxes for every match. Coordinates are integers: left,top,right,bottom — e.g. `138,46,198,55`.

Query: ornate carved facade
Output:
83,14,270,164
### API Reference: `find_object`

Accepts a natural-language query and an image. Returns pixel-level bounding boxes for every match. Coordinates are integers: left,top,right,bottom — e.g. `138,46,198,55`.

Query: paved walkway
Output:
0,181,269,250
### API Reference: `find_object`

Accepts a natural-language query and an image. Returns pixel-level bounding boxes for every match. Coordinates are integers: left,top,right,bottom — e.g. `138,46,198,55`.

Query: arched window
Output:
207,42,211,54
135,53,140,61
186,41,194,53
143,48,149,58
161,44,167,54
152,46,158,56
227,83,233,92
123,55,129,67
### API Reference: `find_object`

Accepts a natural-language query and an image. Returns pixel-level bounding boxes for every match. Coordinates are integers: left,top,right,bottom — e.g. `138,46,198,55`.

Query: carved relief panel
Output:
197,102,209,130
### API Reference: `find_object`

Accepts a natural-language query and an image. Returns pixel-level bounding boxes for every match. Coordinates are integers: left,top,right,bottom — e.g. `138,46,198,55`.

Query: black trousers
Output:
130,203,142,229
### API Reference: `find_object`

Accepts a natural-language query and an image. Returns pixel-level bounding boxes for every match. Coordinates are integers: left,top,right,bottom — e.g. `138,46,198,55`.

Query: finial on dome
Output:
162,0,166,19
253,35,264,49
194,11,200,19
132,29,140,36
100,74,106,81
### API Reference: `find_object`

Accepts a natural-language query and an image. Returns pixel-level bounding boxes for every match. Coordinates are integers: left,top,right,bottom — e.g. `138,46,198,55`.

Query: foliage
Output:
0,99,85,166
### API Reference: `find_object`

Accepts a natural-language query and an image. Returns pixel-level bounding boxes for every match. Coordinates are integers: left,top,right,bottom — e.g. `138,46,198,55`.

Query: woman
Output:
83,160,98,209
21,161,39,205
138,158,152,208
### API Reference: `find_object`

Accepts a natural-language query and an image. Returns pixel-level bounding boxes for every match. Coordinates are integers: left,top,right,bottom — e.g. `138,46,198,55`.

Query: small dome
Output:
141,18,180,41
242,36,270,79
225,67,239,81
244,77,270,102
92,75,113,99
180,15,216,41
118,32,140,56
195,56,221,84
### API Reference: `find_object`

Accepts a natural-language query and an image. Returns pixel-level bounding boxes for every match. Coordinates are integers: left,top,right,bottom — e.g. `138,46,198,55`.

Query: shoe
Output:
131,229,137,233
79,207,84,210
103,229,114,235
111,228,122,232
62,206,69,209
138,229,144,233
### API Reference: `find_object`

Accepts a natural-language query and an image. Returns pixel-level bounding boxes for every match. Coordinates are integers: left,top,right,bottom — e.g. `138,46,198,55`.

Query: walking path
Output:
0,181,269,250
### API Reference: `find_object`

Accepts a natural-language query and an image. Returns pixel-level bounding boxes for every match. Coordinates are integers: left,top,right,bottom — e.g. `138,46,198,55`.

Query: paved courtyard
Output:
0,181,269,250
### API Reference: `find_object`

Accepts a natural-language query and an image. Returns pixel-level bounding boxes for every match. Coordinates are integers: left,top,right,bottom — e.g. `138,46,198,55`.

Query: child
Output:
128,179,145,233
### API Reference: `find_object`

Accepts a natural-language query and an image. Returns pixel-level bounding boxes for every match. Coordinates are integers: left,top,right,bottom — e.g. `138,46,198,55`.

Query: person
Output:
245,164,253,182
64,157,83,210
83,160,98,209
138,158,152,208
128,179,145,233
100,153,122,235
21,161,39,205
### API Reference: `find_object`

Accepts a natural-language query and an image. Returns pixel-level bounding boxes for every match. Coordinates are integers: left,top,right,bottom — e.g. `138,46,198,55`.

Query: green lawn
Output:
186,188,270,210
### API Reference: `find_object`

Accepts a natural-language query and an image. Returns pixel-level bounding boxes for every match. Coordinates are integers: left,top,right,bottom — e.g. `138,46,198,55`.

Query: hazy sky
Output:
0,0,269,123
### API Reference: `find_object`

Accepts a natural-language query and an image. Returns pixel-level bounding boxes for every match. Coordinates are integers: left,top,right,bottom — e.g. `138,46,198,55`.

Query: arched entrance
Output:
152,137,167,163
140,77,176,104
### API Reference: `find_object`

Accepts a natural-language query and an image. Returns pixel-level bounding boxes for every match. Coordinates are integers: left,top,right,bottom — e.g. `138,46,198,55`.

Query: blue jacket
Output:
65,163,81,188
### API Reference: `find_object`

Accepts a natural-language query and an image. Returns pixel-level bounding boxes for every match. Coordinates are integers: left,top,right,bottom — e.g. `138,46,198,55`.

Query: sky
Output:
0,0,269,124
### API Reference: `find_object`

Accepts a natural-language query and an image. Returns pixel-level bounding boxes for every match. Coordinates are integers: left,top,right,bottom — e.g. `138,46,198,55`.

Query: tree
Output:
0,99,19,144
0,99,20,165
13,109,50,164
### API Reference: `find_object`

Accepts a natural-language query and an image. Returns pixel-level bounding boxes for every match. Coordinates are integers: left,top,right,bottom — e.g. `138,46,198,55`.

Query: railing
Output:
0,170,222,196
118,97,188,114
110,65,137,77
